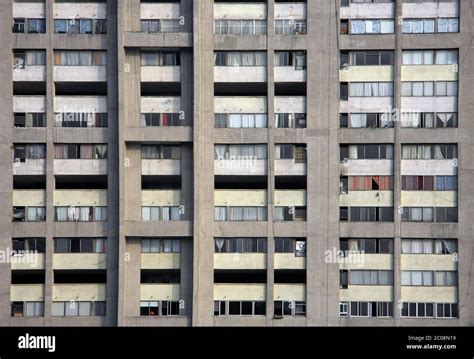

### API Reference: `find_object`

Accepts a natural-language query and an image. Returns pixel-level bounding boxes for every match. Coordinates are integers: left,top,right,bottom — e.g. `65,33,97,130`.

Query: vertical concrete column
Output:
179,238,193,317
124,144,142,222
181,0,194,34
106,0,119,327
122,239,141,318
181,145,193,221
192,0,215,326
43,0,55,325
0,0,14,322
457,0,474,326
306,0,340,326
265,0,276,322
122,0,141,33
392,0,403,323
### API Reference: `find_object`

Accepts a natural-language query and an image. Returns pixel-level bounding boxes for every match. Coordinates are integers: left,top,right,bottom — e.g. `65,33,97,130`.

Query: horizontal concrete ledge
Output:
339,34,396,50
401,222,458,238
53,128,109,143
340,128,395,144
123,32,192,48
13,128,48,143
12,34,110,50
124,126,193,143
50,317,108,327
120,316,191,327
339,222,395,238
124,221,193,237
214,35,267,50
53,222,108,238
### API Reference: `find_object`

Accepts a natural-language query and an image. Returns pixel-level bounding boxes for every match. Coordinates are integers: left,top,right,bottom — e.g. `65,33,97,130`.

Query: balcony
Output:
339,285,393,302
13,159,46,176
214,66,266,83
274,97,306,114
142,159,181,176
54,96,107,115
53,254,107,270
401,160,457,176
54,159,107,176
13,96,46,114
53,3,107,20
401,287,457,303
214,284,266,301
142,190,181,207
401,96,457,114
401,255,457,271
11,253,45,270
13,65,46,82
275,159,306,176
340,2,395,19
340,96,393,113
401,65,457,82
141,66,180,82
215,158,267,176
53,190,107,208
141,97,181,113
274,284,306,302
402,2,458,18
214,3,266,21
340,66,393,82
340,191,393,207
140,284,180,301
401,191,457,207
13,190,46,208
274,254,306,270
274,190,306,208
10,284,44,302
214,253,266,270
339,254,393,270
141,253,181,270
141,3,180,22
340,160,393,176
274,67,306,83
54,66,107,82
214,190,266,208
13,2,45,20
52,284,106,301
215,97,267,115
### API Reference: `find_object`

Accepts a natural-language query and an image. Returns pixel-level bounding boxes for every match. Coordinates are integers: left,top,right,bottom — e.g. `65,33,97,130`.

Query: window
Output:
214,145,267,160
214,114,268,129
401,144,457,159
401,271,434,286
403,50,457,65
275,206,307,222
141,239,181,253
142,207,182,222
340,144,394,160
223,207,267,221
274,301,306,317
27,19,46,34
339,302,348,317
54,238,106,253
215,20,268,35
52,302,106,317
275,113,306,128
13,207,46,222
142,145,181,160
141,51,180,66
349,82,393,97
347,113,394,128
403,18,458,34
55,18,106,34
54,51,107,66
349,302,393,318
349,51,393,66
11,302,44,317
341,238,394,254
438,18,459,33
350,19,394,34
401,112,457,128
401,302,434,318
436,303,458,318
275,20,307,35
349,270,393,285
14,144,46,162
215,301,266,316
13,18,25,33
12,238,46,253
348,176,393,191
54,144,108,159
215,52,266,66
342,207,394,222
214,238,266,253
55,206,107,222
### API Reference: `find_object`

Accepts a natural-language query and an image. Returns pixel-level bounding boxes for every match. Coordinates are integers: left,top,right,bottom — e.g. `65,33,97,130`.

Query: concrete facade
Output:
0,0,472,327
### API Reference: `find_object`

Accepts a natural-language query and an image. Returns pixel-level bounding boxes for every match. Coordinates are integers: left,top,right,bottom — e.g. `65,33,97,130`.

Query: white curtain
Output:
349,145,358,159
350,114,366,128
412,51,423,64
350,83,364,97
56,207,67,221
214,145,227,160
80,207,90,221
142,207,151,221
423,271,433,286
381,20,394,33
424,51,434,64
351,20,365,34
412,240,423,254
434,145,444,159
255,114,267,128
436,272,447,286
162,207,170,221
423,240,433,254
229,115,241,128
215,207,226,221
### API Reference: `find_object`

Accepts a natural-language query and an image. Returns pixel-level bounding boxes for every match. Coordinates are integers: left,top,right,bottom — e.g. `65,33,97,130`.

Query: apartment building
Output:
0,0,472,327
